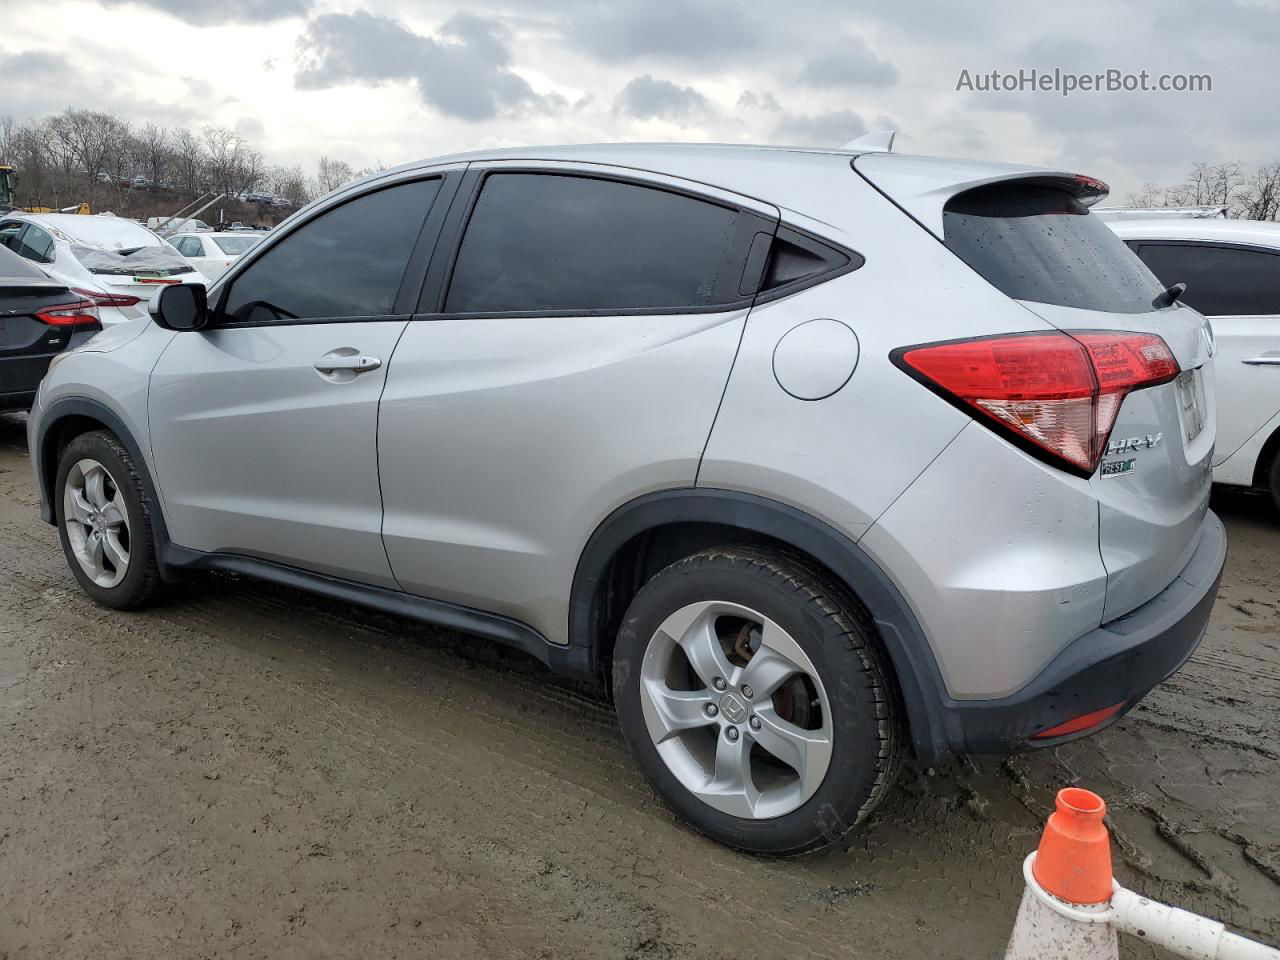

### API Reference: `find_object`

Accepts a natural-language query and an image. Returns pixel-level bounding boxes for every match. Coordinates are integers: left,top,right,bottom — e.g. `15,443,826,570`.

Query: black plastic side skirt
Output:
161,545,595,681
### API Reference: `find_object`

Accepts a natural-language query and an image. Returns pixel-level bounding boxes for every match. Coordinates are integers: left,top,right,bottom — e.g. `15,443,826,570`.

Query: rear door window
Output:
16,224,55,264
943,183,1165,313
222,177,441,323
1134,241,1280,316
444,173,751,314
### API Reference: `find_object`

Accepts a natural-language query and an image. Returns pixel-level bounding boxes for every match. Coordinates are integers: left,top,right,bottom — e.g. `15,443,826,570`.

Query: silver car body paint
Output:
32,142,1218,705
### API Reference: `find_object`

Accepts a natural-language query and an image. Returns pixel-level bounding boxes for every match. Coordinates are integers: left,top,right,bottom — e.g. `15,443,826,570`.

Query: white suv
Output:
1107,217,1280,508
29,144,1225,854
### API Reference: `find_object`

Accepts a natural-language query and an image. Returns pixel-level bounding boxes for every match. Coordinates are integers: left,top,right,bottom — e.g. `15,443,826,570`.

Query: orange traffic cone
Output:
1006,788,1280,960
1031,787,1113,905
1005,788,1117,960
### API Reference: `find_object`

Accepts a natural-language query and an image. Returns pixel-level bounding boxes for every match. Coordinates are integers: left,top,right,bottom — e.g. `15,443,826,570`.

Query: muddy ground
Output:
0,412,1275,960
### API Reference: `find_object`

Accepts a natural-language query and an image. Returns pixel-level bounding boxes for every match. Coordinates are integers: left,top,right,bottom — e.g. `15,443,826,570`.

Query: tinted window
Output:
223,178,440,322
446,173,743,313
17,224,55,264
1136,242,1280,316
760,228,856,292
0,221,23,253
944,183,1165,313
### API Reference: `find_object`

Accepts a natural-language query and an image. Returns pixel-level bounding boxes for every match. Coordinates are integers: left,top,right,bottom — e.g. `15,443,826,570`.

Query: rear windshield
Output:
213,235,261,255
71,243,194,277
943,183,1165,314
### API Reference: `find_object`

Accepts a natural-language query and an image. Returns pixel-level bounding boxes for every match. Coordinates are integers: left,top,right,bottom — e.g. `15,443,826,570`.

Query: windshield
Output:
71,243,194,277
213,236,261,255
943,183,1166,314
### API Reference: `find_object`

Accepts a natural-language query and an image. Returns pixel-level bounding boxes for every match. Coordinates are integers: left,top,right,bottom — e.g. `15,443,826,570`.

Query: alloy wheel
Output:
62,458,131,588
638,600,833,820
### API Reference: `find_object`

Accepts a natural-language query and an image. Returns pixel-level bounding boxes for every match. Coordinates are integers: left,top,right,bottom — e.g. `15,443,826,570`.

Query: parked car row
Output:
0,213,205,324
25,142,1239,856
0,213,265,311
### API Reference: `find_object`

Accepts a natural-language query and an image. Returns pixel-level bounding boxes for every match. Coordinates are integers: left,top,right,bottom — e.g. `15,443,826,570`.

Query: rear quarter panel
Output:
698,173,1059,542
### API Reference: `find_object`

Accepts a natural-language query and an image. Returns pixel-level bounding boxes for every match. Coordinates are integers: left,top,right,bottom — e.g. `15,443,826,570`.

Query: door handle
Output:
314,354,382,373
1242,356,1280,366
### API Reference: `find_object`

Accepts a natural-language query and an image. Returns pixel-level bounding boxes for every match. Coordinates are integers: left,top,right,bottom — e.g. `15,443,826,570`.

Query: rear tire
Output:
1269,450,1280,514
55,430,162,610
612,546,903,856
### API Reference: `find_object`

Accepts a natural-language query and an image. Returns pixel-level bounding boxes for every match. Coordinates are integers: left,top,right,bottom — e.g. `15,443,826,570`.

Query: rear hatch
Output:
857,153,1215,621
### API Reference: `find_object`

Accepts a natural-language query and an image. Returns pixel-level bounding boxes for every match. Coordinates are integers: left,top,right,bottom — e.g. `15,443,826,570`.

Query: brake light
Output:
72,287,142,308
36,299,100,328
892,331,1179,476
135,277,180,285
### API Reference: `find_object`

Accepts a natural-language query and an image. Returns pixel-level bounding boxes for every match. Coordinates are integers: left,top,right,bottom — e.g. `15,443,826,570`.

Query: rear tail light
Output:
72,287,142,308
892,331,1179,477
36,299,101,328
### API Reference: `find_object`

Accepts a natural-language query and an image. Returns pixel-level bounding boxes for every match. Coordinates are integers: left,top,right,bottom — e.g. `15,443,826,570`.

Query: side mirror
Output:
150,283,208,331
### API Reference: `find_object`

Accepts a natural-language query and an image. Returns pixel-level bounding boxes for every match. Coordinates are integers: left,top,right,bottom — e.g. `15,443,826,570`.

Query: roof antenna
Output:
841,130,895,153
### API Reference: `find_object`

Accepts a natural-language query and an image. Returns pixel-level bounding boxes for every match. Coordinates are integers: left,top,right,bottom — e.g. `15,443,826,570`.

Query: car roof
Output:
1106,217,1280,248
16,213,164,247
340,142,1068,221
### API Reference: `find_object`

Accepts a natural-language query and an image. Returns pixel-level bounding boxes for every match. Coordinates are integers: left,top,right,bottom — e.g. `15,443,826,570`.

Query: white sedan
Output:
0,213,207,325
167,231,262,282
1107,216,1280,508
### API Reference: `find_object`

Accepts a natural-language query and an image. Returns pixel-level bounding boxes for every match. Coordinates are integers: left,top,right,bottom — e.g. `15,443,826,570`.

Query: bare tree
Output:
171,127,205,194
1238,161,1280,222
315,155,355,194
137,123,171,188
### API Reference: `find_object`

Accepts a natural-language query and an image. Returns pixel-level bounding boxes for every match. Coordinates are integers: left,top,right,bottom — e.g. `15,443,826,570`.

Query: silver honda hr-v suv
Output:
29,143,1225,855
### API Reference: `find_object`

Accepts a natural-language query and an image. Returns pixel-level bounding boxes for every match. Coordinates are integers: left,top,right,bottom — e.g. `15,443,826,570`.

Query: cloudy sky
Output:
5,0,1277,199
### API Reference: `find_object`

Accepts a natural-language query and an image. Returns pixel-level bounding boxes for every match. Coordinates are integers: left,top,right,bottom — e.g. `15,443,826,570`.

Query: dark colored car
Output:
0,244,101,411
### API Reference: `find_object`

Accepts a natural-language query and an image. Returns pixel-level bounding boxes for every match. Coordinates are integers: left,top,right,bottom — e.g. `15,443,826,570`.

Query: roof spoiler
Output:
841,130,895,153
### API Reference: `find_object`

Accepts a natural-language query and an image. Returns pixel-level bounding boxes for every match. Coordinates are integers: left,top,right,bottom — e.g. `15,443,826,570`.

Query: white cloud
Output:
2,0,1276,201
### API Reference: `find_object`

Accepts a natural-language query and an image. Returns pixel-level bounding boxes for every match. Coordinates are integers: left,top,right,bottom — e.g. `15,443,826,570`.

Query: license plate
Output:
1175,370,1205,443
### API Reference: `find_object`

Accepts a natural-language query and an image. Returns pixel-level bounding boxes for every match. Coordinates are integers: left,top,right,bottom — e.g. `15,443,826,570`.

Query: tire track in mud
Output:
0,416,1276,958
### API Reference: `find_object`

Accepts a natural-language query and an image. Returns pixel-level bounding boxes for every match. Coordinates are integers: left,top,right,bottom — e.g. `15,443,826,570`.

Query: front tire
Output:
612,547,903,856
55,430,162,610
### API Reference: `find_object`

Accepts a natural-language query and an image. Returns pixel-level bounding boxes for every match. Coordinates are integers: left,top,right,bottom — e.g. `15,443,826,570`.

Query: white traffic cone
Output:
1006,788,1280,960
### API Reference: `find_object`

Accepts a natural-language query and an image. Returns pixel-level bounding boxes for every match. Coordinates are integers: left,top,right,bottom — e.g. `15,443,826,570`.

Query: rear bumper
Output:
944,509,1226,755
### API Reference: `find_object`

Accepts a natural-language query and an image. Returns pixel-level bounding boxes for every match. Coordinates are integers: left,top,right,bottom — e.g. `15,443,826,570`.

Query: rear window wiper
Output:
1152,281,1187,310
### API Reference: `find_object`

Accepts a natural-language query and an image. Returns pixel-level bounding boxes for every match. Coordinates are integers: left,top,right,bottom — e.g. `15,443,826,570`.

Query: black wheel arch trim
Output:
568,488,957,764
34,396,180,576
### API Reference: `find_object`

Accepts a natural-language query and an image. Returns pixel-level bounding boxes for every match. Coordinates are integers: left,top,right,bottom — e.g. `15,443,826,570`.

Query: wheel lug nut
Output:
725,727,739,742
749,716,761,731
705,703,718,717
712,677,726,692
741,684,753,698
